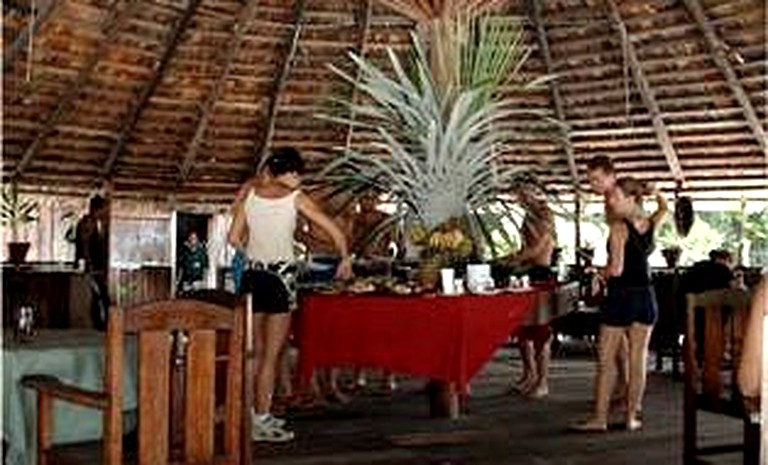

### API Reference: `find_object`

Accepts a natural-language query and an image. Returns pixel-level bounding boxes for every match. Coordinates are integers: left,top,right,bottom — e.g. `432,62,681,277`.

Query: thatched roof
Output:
3,0,766,203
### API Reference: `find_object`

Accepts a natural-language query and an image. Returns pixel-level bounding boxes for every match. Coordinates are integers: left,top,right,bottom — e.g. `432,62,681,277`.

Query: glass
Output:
15,304,37,342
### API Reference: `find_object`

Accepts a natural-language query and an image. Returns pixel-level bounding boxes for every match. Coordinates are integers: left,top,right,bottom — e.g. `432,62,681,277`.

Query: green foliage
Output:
316,14,557,259
0,184,39,240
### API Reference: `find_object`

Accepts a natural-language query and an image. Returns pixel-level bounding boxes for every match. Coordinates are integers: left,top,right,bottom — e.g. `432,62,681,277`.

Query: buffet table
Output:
297,290,538,416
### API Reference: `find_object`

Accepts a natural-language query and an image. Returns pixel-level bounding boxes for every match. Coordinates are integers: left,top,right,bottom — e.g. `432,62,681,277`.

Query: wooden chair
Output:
179,288,253,462
683,288,760,465
23,298,252,465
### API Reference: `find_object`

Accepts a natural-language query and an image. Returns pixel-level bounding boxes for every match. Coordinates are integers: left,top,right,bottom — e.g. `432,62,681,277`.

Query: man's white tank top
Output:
244,189,299,263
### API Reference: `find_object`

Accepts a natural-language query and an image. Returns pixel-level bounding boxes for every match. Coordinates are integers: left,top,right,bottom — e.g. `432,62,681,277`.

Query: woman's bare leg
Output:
572,325,625,430
627,323,653,429
254,313,292,414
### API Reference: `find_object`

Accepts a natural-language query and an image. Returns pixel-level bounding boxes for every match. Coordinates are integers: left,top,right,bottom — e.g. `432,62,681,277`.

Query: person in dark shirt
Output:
681,249,735,294
75,195,109,330
178,231,208,292
572,177,667,432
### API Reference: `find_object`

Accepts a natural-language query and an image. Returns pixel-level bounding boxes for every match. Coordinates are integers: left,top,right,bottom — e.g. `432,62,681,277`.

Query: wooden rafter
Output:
253,0,308,168
525,0,579,191
12,0,142,179
343,0,373,150
526,0,582,262
4,0,63,73
681,0,768,165
605,0,684,182
178,0,262,182
376,0,502,22
101,0,202,177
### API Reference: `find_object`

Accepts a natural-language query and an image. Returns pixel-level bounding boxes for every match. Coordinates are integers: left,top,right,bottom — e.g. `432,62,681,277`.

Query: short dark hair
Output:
709,249,732,262
265,147,304,177
89,195,106,214
586,155,615,174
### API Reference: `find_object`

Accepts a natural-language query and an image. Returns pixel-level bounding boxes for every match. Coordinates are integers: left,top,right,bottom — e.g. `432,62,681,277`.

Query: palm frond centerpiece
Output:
318,12,554,262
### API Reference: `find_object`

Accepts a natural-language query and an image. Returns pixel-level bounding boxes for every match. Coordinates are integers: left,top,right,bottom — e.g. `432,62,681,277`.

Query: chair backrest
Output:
179,288,240,308
684,288,750,411
106,298,248,465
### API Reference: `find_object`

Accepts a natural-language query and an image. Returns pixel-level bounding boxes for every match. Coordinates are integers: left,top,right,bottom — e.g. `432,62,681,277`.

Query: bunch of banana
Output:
428,228,468,251
409,225,429,244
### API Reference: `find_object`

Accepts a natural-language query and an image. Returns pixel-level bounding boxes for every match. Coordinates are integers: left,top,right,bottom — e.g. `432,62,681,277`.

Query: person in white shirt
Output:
228,147,352,442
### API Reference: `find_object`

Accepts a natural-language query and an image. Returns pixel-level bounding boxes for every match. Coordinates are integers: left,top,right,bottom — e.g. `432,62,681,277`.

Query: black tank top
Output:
612,219,655,287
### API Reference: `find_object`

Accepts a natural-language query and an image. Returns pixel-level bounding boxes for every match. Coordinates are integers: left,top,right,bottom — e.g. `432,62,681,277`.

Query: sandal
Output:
569,419,607,432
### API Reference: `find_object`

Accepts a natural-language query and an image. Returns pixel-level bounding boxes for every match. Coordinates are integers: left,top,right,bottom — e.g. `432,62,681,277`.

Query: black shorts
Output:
241,261,298,314
601,284,657,327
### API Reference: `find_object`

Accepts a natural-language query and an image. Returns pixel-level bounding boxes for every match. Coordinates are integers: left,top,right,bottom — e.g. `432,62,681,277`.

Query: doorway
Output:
175,212,212,292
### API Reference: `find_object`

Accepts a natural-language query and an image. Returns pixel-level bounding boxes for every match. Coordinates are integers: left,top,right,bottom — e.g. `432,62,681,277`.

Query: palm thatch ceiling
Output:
3,0,766,203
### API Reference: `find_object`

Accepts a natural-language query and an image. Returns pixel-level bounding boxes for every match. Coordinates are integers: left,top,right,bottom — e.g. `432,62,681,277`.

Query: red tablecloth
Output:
296,291,537,386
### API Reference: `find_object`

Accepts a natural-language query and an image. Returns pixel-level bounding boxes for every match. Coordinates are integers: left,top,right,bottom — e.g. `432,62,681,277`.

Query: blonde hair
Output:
615,177,649,204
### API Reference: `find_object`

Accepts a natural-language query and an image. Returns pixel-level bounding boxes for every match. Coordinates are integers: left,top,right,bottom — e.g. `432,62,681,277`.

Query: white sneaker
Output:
251,416,294,443
251,411,286,429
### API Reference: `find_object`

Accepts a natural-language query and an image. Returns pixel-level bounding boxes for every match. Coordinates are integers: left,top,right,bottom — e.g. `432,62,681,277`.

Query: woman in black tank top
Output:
572,177,667,433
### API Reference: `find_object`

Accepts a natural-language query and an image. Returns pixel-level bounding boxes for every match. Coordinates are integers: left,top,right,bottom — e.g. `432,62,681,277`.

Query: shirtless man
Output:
586,155,632,411
507,182,556,398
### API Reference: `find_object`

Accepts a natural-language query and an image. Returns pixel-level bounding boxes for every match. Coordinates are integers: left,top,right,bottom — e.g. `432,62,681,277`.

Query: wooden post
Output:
13,0,142,179
526,0,582,265
605,0,685,183
681,0,768,165
759,315,768,465
178,0,262,182
4,0,63,73
101,0,202,177
253,0,308,170
342,0,373,150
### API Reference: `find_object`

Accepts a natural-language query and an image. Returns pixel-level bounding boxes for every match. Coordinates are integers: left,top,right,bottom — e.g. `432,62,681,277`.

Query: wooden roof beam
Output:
101,0,202,177
605,0,685,183
343,0,373,150
681,0,768,166
525,0,580,192
253,0,308,169
12,0,142,180
528,0,589,266
178,0,262,182
4,0,63,73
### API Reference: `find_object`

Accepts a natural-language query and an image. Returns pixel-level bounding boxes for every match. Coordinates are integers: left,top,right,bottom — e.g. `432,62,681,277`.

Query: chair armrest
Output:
22,374,109,410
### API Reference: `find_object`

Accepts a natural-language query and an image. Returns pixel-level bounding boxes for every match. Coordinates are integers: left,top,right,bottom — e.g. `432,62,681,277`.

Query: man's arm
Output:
297,192,352,279
601,222,628,279
648,186,668,229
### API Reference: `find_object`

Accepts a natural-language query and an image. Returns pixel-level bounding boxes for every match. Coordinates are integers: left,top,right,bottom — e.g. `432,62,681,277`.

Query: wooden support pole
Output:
253,0,308,170
605,0,685,183
101,0,202,177
526,0,582,259
178,0,262,181
342,0,373,150
4,0,62,73
12,0,141,179
681,0,768,165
